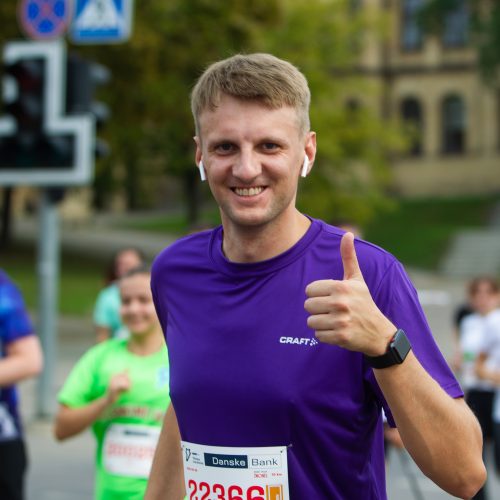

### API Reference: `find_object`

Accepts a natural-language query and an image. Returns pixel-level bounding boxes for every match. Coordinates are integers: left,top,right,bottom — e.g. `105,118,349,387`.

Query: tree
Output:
79,0,282,221
260,0,406,224
0,1,407,227
77,0,407,225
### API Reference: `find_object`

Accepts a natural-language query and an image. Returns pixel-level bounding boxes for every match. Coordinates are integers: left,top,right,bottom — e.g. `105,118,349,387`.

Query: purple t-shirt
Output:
151,218,462,499
0,270,33,441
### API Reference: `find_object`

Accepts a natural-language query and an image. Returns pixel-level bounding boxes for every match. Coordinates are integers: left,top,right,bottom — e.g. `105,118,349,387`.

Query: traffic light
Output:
66,54,111,158
3,58,44,130
0,55,75,169
0,41,106,186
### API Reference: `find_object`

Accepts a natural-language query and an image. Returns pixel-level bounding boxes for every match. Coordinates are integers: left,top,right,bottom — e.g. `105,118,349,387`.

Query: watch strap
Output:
365,329,411,369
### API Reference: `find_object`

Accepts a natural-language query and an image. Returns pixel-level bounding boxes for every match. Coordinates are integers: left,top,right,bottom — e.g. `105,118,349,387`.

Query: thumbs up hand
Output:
304,232,396,356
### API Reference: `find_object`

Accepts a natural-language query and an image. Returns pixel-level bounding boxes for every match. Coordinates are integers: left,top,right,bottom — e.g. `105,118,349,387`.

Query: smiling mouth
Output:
233,187,265,196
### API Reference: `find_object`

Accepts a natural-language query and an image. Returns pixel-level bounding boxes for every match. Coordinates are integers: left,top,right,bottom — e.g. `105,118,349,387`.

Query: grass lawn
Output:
2,243,104,317
363,195,500,269
120,207,221,235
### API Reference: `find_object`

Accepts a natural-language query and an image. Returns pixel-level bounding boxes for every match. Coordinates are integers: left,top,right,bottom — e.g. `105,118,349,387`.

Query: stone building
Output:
357,0,499,197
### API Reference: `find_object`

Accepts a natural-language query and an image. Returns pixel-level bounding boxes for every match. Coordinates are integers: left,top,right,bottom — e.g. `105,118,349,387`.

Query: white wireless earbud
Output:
301,156,309,178
198,160,206,181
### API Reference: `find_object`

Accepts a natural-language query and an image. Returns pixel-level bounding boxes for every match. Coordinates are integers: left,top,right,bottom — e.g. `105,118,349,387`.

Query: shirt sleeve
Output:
58,344,106,407
0,279,33,344
366,260,463,425
479,313,500,354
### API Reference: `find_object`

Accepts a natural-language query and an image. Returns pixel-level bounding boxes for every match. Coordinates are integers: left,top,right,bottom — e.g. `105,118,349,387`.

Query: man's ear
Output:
303,131,316,174
194,136,202,165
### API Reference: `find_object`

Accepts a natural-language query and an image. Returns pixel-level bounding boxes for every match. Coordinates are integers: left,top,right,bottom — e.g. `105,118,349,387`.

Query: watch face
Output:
366,329,411,368
392,329,411,362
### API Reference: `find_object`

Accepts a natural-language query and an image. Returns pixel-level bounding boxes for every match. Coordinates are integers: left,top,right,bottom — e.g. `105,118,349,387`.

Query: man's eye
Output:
262,143,279,151
215,143,234,153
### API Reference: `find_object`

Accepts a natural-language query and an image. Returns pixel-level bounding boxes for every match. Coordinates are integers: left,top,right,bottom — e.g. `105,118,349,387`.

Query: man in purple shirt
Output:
146,53,485,499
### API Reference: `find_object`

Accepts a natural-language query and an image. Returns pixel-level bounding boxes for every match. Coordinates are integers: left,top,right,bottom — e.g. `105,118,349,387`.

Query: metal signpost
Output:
0,38,95,416
1,0,132,417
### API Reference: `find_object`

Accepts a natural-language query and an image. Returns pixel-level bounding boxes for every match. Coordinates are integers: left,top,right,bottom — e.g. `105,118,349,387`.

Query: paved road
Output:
18,269,500,499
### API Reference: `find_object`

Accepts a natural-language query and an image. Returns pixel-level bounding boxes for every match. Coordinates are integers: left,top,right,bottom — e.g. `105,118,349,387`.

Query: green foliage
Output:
75,0,283,214
0,0,407,226
2,244,102,316
0,3,21,42
258,0,407,224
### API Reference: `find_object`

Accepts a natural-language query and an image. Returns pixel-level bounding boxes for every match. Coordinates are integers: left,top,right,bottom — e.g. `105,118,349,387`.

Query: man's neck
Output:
221,211,311,263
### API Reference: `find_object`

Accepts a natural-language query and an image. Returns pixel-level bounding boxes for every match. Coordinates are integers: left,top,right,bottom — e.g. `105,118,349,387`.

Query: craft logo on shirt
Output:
279,336,318,347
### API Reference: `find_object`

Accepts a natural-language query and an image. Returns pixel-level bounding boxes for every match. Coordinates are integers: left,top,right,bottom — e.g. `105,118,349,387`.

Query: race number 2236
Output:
182,442,289,500
188,480,284,500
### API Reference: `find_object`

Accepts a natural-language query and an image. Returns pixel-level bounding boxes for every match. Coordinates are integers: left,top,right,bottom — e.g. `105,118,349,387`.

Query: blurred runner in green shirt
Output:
55,265,169,500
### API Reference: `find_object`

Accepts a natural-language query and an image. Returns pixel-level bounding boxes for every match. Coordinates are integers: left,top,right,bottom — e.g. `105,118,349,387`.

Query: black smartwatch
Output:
366,329,411,369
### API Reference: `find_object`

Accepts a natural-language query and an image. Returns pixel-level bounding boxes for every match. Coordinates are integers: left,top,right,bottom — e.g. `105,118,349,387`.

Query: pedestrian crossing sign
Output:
70,0,134,44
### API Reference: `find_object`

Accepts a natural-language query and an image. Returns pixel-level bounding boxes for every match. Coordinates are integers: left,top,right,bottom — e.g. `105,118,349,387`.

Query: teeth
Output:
234,187,264,196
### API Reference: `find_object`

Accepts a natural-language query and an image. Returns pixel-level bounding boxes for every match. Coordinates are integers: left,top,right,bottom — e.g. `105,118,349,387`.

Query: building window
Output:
401,97,423,156
442,0,468,47
442,95,466,154
401,0,424,51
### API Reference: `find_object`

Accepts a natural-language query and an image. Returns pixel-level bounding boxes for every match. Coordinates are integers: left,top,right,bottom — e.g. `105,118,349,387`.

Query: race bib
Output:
182,441,289,500
103,423,160,478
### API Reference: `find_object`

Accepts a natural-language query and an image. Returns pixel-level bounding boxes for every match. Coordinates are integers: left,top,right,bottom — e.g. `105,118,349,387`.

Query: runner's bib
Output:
103,423,160,477
182,441,289,500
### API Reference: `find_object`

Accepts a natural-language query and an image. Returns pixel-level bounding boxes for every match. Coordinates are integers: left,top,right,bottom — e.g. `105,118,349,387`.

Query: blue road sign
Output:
18,0,71,40
70,0,133,44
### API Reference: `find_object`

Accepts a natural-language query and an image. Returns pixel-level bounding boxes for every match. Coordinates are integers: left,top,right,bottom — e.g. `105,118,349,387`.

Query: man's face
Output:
470,282,499,315
195,94,315,231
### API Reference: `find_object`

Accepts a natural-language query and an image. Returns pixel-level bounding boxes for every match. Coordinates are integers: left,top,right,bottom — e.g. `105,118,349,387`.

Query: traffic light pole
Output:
0,40,111,415
36,188,60,417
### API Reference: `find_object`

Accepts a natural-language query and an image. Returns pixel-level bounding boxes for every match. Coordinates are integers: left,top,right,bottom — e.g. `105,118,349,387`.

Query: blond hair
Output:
191,53,311,136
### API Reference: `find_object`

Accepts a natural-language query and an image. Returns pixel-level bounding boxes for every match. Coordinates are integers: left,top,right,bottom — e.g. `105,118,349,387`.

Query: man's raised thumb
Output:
341,232,362,280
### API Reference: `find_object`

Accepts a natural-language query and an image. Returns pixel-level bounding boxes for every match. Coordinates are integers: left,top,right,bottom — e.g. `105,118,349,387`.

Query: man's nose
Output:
232,152,262,181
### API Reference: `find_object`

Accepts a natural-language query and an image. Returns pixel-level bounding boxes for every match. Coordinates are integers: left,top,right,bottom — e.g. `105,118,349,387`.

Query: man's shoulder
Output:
0,268,9,285
317,219,399,272
486,309,500,328
152,227,218,273
462,312,482,327
0,270,21,300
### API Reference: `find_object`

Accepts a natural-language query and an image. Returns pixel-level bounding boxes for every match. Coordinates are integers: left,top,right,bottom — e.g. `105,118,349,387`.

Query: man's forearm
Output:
375,352,485,499
0,336,43,386
0,356,38,386
145,405,185,500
